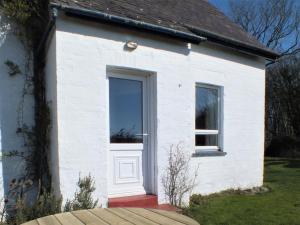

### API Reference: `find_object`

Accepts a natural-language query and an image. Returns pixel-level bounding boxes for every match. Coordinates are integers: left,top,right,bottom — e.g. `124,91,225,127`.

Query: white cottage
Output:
1,0,279,207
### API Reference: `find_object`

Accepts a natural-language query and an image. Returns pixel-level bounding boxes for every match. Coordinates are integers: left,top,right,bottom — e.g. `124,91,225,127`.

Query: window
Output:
109,77,143,143
195,84,222,152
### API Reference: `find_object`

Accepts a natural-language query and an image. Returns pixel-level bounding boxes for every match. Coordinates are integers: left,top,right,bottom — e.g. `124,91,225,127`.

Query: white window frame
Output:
195,83,222,152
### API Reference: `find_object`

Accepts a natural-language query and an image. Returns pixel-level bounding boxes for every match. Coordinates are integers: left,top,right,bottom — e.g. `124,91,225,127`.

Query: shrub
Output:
8,192,62,225
0,175,98,224
64,175,99,212
266,136,300,158
161,144,199,207
2,176,61,225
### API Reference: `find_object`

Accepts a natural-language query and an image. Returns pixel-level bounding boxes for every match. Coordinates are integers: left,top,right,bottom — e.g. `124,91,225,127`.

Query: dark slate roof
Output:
50,0,279,59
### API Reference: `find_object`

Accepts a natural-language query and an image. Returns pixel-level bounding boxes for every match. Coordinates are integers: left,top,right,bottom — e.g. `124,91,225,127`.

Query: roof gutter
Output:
49,3,279,60
50,3,207,44
186,26,280,60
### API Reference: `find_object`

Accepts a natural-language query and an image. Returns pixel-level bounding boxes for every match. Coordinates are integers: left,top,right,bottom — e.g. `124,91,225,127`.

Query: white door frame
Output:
106,67,156,197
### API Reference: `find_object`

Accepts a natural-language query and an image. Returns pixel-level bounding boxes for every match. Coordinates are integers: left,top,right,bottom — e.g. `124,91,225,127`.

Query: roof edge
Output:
50,3,206,44
50,2,280,60
186,25,280,60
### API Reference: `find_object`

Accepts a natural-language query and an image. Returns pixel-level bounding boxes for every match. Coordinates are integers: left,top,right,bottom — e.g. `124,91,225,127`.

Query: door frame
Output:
106,66,157,197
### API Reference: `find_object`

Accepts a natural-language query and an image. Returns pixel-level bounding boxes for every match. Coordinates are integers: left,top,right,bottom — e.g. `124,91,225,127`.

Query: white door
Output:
108,73,149,197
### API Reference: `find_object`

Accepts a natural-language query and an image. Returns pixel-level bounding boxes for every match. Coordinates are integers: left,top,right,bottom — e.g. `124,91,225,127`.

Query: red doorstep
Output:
108,195,180,212
108,195,158,208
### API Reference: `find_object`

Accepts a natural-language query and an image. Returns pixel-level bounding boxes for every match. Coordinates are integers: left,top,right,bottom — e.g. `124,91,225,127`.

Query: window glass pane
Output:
195,135,218,146
196,86,218,130
109,77,143,143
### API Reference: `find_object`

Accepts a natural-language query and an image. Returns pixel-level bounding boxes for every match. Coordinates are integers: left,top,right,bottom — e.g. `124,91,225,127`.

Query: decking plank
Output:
55,212,84,225
22,208,200,225
71,210,109,225
148,209,200,225
89,208,133,225
126,208,185,225
37,215,61,225
22,220,40,225
107,208,158,225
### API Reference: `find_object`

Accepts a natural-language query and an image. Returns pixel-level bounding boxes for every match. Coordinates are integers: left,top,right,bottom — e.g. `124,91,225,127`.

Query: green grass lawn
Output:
185,158,300,225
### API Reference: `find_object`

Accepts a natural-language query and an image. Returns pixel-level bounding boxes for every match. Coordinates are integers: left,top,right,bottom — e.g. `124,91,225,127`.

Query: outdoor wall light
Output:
125,41,138,50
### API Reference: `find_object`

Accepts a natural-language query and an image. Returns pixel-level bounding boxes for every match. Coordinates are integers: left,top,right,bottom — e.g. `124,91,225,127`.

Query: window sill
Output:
192,150,227,157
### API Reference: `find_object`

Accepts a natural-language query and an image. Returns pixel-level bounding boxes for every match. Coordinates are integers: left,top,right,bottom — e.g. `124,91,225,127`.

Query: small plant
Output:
1,170,61,225
1,175,100,224
64,175,99,212
11,192,62,225
189,194,212,207
4,60,21,76
162,144,199,207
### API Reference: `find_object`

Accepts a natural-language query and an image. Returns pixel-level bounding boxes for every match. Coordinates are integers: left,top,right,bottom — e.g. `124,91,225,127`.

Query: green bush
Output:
266,136,300,158
8,192,62,225
1,175,99,224
64,175,99,212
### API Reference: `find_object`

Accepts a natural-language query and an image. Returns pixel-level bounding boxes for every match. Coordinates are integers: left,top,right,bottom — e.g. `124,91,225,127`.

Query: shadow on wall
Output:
58,15,266,69
58,15,191,56
192,42,266,70
0,29,34,203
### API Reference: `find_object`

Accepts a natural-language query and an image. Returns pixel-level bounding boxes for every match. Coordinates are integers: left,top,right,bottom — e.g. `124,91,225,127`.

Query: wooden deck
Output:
22,208,200,225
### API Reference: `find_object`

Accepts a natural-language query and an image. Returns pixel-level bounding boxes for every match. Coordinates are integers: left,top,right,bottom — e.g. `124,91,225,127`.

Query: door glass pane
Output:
196,86,218,130
195,135,218,146
109,77,143,143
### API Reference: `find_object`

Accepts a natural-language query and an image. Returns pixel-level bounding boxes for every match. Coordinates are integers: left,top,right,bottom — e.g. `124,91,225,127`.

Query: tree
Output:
267,55,300,136
228,0,300,155
229,0,300,55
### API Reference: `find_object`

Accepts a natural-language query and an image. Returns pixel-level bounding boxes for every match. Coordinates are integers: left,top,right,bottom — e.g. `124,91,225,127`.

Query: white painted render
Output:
46,15,266,206
0,15,34,202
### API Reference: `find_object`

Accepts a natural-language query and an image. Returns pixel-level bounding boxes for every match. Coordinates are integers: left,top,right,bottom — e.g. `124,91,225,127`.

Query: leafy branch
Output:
4,60,21,76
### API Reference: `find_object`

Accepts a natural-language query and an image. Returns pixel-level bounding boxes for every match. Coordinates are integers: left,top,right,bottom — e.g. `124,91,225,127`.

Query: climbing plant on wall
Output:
0,0,53,214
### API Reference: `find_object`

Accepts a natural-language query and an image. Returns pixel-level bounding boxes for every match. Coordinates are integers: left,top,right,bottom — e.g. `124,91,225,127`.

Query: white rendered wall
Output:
49,15,266,206
0,15,34,203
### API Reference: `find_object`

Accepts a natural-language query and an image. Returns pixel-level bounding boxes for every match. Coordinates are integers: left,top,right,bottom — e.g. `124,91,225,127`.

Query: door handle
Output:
135,133,149,136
